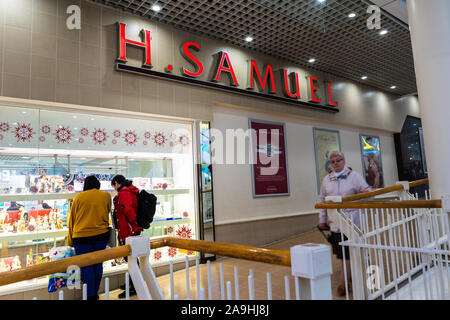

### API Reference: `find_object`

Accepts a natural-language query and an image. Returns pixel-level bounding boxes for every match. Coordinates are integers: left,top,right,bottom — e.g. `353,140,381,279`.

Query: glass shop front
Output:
0,104,199,292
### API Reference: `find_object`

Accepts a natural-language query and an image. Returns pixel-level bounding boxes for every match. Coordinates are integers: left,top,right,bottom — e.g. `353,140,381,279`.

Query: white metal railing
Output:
23,236,334,300
327,185,450,300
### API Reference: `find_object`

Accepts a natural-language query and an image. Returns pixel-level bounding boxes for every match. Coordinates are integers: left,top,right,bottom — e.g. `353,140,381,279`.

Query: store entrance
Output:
394,115,429,198
197,121,216,263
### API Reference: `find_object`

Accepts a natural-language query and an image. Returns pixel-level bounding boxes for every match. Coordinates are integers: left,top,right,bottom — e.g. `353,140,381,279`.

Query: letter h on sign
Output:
117,22,152,68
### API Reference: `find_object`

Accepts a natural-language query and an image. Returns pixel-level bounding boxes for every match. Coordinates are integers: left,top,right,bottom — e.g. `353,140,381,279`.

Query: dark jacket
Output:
113,180,142,243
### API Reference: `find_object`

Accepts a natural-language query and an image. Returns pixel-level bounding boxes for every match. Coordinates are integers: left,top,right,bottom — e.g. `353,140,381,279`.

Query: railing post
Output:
440,196,450,251
290,243,333,300
396,181,410,200
125,236,164,300
325,196,342,232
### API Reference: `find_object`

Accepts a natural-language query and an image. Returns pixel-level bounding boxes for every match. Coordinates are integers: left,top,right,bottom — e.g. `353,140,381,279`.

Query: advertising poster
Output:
313,128,341,193
249,119,289,197
360,134,384,188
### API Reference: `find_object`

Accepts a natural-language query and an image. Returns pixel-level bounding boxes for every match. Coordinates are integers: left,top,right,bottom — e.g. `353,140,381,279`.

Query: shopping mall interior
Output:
0,0,448,304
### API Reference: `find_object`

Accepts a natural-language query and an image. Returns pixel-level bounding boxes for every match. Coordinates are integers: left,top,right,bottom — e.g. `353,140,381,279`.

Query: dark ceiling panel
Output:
90,0,417,96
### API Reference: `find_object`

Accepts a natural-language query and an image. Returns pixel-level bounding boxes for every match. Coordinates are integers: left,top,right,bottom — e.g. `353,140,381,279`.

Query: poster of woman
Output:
360,134,384,188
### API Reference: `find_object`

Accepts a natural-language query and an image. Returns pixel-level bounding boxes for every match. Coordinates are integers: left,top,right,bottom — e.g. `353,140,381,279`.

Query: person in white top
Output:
318,151,371,296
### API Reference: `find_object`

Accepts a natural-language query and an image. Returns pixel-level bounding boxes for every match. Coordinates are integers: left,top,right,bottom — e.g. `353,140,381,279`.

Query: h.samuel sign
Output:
116,22,339,113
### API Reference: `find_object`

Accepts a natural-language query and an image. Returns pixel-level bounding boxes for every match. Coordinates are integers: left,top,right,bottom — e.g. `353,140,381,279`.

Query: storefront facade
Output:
0,0,420,298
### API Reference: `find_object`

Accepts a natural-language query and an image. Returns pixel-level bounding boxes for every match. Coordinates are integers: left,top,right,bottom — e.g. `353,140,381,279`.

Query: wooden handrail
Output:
0,237,290,287
315,199,441,210
159,237,291,267
341,178,429,202
408,178,429,188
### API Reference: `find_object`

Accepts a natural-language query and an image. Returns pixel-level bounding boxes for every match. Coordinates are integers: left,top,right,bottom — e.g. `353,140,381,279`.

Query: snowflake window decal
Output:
167,226,174,234
92,128,108,145
153,250,162,261
78,138,84,144
123,130,138,146
176,225,193,239
0,134,3,141
113,129,121,138
168,247,177,258
0,122,10,132
153,132,166,147
14,123,35,143
39,136,45,142
112,139,117,145
179,134,190,146
80,128,89,136
54,126,72,144
41,125,51,135
144,131,151,140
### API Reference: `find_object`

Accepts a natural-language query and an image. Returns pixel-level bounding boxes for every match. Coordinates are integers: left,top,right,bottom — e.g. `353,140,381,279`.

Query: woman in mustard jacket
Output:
67,175,111,300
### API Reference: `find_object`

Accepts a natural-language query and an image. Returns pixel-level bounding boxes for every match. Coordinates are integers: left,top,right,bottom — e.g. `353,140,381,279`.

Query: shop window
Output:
0,106,198,289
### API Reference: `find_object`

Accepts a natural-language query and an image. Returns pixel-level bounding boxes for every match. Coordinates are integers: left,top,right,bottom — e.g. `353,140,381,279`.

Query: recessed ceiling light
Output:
361,76,368,80
317,0,326,3
245,36,253,42
308,58,316,63
152,4,161,12
390,85,397,89
348,13,356,18
379,29,388,35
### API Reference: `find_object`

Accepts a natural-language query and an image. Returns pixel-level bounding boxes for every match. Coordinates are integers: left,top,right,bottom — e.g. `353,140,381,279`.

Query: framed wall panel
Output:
313,128,341,193
360,134,384,188
249,119,289,197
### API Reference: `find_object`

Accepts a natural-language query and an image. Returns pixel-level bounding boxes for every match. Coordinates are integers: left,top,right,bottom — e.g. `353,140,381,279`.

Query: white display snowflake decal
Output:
176,225,193,239
54,126,72,144
14,123,35,143
123,130,138,146
0,122,10,132
153,250,162,261
41,125,51,135
179,134,190,146
80,128,89,136
91,128,108,145
153,132,166,146
113,129,121,138
144,131,151,139
168,247,177,258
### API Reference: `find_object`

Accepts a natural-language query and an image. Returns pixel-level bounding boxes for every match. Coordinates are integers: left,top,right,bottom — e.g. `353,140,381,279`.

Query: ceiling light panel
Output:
89,0,416,96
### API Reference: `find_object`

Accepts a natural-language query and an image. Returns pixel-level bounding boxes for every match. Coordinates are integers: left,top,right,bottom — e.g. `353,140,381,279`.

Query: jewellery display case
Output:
0,105,198,292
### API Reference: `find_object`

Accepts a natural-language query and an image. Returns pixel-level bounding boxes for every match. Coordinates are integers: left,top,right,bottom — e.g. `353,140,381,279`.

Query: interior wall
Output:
0,0,420,132
211,105,399,227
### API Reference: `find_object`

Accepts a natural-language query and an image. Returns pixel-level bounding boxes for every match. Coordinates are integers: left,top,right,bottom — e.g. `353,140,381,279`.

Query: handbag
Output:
107,226,117,248
106,193,117,248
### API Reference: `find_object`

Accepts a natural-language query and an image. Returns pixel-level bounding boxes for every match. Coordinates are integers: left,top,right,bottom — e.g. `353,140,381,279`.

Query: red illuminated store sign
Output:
116,22,339,112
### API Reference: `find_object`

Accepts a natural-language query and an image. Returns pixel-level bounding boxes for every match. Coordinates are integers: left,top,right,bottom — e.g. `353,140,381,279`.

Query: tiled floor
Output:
101,229,352,300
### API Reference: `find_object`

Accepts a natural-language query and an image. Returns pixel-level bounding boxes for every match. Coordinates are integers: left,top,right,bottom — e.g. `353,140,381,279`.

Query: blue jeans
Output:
73,240,108,298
